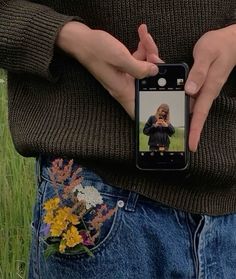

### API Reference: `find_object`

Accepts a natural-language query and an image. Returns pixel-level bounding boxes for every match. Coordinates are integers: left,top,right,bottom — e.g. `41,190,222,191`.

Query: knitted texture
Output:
0,0,236,215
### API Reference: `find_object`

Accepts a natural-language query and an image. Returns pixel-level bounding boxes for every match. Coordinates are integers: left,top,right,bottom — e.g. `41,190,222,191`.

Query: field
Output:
0,70,36,279
139,122,185,151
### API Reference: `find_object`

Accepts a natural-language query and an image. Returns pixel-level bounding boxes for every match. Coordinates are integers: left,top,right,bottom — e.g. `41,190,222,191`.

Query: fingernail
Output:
150,65,158,76
185,81,197,94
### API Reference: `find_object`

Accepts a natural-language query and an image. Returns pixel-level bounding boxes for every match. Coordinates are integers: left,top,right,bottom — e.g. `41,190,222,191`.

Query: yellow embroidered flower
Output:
43,197,60,211
59,239,67,253
67,212,80,225
55,207,70,221
62,225,83,248
55,207,80,225
50,221,66,237
46,206,80,237
43,211,55,224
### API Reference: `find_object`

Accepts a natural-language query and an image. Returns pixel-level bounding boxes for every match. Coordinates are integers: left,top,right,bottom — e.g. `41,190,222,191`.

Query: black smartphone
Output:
135,63,190,171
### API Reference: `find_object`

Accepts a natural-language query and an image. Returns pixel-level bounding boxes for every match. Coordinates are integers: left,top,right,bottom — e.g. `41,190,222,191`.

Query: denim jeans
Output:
28,155,236,279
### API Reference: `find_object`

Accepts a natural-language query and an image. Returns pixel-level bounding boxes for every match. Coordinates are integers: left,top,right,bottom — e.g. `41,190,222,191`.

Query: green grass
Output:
0,70,36,279
139,122,185,151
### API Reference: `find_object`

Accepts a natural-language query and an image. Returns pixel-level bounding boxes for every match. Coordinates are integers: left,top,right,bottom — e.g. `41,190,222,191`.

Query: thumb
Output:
121,55,159,78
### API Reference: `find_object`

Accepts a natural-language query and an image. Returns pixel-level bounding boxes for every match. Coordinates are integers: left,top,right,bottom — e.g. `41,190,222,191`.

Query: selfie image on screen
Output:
139,91,185,152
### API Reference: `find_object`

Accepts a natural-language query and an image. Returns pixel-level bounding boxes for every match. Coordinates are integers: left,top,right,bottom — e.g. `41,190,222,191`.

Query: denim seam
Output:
186,214,199,279
193,216,205,279
35,156,42,184
29,223,40,279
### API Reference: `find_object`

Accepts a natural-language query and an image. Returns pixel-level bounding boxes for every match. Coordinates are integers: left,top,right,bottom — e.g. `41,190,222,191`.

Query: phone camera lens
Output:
159,68,167,75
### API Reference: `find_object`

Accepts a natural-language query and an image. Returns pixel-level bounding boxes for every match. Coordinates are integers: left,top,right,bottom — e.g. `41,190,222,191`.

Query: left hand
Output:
185,24,236,152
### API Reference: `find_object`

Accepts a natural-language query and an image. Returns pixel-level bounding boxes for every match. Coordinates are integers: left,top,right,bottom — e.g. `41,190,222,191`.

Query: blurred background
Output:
0,69,36,279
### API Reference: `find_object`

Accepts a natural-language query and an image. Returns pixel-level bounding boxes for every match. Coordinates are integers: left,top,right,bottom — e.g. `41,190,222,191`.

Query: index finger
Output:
188,59,228,152
138,24,164,63
189,92,214,152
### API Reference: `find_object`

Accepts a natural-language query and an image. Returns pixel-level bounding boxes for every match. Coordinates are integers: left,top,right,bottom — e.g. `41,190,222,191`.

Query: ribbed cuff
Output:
0,0,83,81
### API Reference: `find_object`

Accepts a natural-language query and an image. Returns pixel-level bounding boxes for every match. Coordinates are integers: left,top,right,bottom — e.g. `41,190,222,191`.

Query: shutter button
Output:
117,200,124,208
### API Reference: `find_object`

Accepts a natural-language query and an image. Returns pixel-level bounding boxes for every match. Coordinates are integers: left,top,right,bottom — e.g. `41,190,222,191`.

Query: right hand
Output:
56,22,163,119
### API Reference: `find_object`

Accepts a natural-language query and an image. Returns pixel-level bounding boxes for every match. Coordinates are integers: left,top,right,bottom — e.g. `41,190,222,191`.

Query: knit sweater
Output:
0,0,235,215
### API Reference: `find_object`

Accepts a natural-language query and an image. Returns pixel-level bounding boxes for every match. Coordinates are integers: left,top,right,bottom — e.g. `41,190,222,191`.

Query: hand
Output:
153,122,159,127
185,24,236,152
161,120,168,127
57,22,163,119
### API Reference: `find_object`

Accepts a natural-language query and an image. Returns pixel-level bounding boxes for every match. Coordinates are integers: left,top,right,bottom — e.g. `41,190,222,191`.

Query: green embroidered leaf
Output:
44,243,60,259
46,236,61,243
66,244,95,257
81,245,95,257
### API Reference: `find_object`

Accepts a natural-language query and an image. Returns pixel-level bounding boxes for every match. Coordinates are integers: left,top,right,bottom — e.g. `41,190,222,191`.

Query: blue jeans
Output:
28,155,236,279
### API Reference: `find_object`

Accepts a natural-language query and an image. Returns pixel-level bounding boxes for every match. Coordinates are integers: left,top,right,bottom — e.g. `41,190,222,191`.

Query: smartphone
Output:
135,63,190,171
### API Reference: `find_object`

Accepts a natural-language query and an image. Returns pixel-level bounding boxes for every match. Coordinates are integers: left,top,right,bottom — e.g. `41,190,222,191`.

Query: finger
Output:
189,96,195,114
188,58,229,151
118,55,159,78
138,24,158,56
138,24,164,63
138,24,148,41
145,35,164,63
185,47,217,95
148,52,165,63
133,41,164,63
132,41,146,60
188,93,213,152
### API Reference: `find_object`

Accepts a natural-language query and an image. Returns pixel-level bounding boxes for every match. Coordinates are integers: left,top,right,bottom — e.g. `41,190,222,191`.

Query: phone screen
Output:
135,64,189,170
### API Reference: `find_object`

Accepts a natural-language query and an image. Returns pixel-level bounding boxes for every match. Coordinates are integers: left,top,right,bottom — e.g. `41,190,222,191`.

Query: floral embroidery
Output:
73,183,104,210
41,158,118,258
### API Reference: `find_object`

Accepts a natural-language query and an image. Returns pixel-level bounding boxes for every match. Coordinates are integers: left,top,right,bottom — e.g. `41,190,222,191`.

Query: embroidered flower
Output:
42,158,117,259
50,221,66,237
43,206,80,237
62,225,83,248
79,230,94,246
59,239,67,253
43,211,54,224
43,197,60,211
73,184,104,210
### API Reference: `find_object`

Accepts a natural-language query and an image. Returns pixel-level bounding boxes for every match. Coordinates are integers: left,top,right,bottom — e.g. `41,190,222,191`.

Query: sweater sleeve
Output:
0,0,83,82
143,116,156,135
165,123,175,136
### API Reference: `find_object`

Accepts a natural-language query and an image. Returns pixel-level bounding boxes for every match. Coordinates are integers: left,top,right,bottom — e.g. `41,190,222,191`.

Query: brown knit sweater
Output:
0,0,236,215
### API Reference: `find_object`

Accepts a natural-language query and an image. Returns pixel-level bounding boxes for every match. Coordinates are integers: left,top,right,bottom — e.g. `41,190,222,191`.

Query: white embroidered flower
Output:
73,184,103,210
72,183,84,193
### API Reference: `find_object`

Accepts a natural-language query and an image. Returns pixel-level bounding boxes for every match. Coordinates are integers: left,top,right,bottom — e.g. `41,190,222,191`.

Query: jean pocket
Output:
33,162,123,261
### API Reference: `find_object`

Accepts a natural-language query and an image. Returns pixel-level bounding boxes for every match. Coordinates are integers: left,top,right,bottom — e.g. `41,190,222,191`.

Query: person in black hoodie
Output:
143,104,175,151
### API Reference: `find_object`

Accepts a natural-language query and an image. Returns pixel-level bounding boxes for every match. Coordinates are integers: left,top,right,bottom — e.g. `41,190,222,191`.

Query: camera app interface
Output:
139,90,185,153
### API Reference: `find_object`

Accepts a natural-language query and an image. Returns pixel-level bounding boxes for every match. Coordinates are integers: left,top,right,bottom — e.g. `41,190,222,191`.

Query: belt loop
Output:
124,191,139,212
35,154,42,184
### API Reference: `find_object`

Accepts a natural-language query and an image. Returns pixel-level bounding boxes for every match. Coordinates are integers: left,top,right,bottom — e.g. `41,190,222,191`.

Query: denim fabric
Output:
28,155,236,279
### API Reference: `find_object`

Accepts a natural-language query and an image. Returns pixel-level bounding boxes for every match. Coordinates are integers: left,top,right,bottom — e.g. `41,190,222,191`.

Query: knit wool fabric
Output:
0,0,236,215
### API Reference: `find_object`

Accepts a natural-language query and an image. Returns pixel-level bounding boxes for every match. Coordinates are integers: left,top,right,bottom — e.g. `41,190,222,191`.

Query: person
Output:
0,1,236,278
143,104,175,151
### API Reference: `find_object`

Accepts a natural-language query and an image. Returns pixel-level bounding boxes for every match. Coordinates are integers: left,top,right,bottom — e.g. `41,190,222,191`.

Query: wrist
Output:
56,21,92,57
